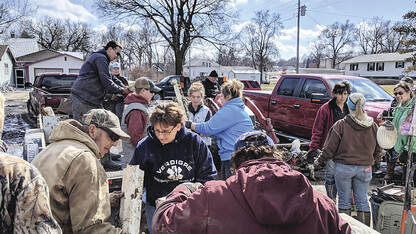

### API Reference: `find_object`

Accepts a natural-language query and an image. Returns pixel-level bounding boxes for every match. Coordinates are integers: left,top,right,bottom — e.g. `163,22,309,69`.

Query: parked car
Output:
243,74,393,139
26,73,78,117
240,80,262,90
154,75,191,100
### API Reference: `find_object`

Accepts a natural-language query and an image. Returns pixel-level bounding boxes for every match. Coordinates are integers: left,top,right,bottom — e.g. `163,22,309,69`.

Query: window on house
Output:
376,62,384,71
350,63,358,71
367,63,375,71
396,62,405,68
4,63,8,75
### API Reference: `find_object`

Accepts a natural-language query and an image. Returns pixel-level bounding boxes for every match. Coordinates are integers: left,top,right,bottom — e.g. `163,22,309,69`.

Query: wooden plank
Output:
120,165,144,233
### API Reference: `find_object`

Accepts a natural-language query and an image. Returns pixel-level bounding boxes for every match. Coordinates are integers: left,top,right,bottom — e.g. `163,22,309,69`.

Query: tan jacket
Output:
32,120,121,234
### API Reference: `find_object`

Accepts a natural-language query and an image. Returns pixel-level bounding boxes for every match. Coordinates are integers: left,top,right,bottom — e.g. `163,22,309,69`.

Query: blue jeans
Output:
145,201,156,234
221,160,233,180
71,94,101,121
334,162,372,212
325,160,337,199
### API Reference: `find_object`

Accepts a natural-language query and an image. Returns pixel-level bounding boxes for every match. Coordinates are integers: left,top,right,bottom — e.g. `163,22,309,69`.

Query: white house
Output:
182,59,220,80
0,45,16,85
14,49,84,86
227,70,261,83
342,52,416,79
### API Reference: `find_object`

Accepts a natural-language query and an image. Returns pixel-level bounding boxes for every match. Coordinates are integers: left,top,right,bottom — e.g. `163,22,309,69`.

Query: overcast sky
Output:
28,0,412,60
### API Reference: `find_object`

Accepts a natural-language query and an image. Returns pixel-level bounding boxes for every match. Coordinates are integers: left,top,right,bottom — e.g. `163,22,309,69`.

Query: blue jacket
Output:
71,49,124,106
130,125,217,206
195,97,254,161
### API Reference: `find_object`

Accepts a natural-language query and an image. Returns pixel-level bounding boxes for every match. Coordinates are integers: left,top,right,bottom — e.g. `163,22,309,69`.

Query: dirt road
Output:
2,90,36,158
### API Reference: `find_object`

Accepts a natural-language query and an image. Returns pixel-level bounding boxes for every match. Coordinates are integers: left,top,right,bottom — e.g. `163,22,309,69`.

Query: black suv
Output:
154,75,191,100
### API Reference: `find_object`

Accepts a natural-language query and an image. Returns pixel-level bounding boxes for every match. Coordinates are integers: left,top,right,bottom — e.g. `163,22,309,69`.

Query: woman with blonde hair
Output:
186,79,254,180
315,93,382,226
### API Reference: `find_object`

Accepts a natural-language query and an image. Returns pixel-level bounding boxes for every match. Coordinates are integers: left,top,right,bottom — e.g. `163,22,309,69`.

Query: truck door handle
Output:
271,100,276,105
294,103,300,109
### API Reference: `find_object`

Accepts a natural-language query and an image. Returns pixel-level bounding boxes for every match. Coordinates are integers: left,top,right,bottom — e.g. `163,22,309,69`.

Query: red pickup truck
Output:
243,74,393,140
27,73,78,117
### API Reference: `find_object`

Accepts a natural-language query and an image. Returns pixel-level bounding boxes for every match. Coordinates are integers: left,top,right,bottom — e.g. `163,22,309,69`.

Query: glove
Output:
313,158,321,167
178,182,203,193
185,120,192,129
397,151,408,167
306,149,318,164
109,191,124,207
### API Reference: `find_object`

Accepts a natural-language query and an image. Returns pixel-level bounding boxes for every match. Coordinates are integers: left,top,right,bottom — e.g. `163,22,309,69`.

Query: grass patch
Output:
380,85,395,95
261,80,278,90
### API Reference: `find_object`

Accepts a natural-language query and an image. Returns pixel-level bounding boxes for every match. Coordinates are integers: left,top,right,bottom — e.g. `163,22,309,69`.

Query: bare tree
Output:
29,17,65,50
217,44,244,66
394,11,416,72
240,10,282,83
28,17,93,55
381,21,406,53
95,0,237,75
319,20,355,68
63,20,93,54
0,0,36,34
309,41,326,68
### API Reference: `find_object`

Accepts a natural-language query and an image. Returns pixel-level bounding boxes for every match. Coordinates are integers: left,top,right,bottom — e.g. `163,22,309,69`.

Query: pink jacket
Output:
153,158,351,234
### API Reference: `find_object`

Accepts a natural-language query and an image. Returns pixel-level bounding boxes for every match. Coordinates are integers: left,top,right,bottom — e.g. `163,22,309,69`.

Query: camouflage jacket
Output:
0,152,61,233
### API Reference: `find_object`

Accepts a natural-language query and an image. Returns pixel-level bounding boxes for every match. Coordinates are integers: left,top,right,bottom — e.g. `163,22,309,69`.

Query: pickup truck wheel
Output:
26,100,38,119
153,92,164,100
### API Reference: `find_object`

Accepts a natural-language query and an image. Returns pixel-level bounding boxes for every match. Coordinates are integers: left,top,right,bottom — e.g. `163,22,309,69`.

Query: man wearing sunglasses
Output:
32,109,130,233
71,40,131,122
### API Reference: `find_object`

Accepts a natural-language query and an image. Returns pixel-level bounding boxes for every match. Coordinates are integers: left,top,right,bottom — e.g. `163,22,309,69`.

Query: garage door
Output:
69,69,80,74
34,68,63,76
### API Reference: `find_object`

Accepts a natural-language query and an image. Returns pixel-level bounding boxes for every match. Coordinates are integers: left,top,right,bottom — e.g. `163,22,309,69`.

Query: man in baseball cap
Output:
32,109,129,233
134,77,162,93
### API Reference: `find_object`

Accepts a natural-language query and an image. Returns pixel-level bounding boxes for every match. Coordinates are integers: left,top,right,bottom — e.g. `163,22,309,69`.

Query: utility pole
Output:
296,2,306,74
296,0,300,74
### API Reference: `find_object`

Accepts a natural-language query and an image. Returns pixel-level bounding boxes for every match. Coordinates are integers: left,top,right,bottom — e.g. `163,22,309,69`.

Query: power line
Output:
306,13,324,28
308,10,367,20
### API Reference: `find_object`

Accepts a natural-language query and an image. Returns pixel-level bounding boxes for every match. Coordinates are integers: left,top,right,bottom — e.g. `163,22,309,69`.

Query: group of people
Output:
6,38,414,233
308,76,416,227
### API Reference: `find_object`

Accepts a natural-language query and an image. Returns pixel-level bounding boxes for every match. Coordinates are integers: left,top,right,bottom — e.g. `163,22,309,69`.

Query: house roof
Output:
342,52,413,64
0,38,39,57
229,69,260,74
0,45,16,63
183,59,220,67
16,49,61,62
0,45,8,58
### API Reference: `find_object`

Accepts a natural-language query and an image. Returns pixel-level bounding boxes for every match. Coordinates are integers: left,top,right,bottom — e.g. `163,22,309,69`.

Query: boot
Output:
101,153,122,171
384,162,395,180
110,153,121,161
339,209,351,216
364,212,371,227
356,211,371,226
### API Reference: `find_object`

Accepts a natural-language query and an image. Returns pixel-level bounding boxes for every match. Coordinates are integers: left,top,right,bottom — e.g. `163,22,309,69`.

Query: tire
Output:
153,92,164,100
26,99,37,119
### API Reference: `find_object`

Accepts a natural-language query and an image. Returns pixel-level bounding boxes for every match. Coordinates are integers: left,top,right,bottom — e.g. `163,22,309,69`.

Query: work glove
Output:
185,120,192,129
109,191,124,207
313,157,325,168
397,151,408,167
306,149,318,164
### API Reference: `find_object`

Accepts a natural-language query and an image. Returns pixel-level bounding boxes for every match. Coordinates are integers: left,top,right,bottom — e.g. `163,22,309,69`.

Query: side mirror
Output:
311,93,330,104
25,82,33,88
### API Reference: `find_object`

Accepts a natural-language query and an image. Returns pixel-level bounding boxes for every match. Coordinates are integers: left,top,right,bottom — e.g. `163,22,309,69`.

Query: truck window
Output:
276,78,300,96
300,79,330,99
